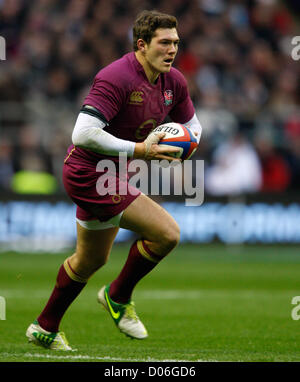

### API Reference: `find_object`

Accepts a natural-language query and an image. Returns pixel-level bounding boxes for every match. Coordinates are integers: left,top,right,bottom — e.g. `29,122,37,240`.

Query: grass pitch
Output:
1,243,300,362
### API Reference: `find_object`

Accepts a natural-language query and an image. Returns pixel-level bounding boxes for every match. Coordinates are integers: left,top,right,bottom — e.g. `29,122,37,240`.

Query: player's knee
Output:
70,251,108,278
87,254,108,273
94,255,109,269
160,222,180,253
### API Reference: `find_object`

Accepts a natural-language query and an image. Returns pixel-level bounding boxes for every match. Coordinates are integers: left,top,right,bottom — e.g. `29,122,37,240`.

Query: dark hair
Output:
133,10,178,51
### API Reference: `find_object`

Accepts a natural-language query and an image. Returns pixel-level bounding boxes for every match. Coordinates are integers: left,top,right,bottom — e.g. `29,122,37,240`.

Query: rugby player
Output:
26,10,202,350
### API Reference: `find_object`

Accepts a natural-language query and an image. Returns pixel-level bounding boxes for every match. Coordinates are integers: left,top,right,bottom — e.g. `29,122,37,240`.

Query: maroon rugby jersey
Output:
67,52,194,163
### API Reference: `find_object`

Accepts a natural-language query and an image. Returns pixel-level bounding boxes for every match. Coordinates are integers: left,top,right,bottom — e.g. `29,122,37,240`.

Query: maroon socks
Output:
37,239,165,332
109,239,164,304
37,259,87,332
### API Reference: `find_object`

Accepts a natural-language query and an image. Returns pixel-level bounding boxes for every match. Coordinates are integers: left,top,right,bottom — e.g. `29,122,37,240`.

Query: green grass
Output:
1,243,300,362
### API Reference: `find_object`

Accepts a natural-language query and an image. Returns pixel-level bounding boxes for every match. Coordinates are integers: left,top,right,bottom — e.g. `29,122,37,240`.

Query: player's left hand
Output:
134,132,182,162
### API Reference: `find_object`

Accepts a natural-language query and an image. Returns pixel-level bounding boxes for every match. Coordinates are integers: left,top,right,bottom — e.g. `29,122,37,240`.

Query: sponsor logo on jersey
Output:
128,91,144,105
163,90,173,106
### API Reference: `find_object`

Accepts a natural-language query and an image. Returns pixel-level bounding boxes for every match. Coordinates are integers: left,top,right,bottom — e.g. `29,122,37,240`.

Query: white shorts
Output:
76,211,124,230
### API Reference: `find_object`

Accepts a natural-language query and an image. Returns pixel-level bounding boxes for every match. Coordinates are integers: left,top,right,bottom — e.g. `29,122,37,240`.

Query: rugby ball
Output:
151,122,198,160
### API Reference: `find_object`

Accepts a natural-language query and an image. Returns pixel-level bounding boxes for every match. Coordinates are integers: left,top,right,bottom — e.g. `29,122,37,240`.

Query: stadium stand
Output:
0,0,299,195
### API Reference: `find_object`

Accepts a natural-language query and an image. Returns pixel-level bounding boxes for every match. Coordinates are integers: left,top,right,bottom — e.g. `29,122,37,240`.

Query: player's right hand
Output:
134,132,181,162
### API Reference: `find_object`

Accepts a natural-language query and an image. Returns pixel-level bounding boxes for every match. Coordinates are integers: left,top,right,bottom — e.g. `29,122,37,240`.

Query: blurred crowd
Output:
0,0,299,196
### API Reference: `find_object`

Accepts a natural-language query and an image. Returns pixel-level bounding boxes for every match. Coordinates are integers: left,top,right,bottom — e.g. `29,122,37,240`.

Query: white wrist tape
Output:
143,132,162,158
182,113,202,144
72,113,135,157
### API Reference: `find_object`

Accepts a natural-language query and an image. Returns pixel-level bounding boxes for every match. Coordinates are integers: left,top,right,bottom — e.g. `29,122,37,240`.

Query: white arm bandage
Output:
182,113,202,144
72,112,136,157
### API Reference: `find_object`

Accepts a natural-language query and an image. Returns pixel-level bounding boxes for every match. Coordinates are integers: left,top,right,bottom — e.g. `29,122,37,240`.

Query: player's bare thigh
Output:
119,193,180,256
68,223,119,279
68,194,180,276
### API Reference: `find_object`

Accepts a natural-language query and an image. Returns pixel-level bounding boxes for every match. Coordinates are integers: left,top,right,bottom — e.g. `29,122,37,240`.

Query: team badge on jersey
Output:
163,90,173,106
